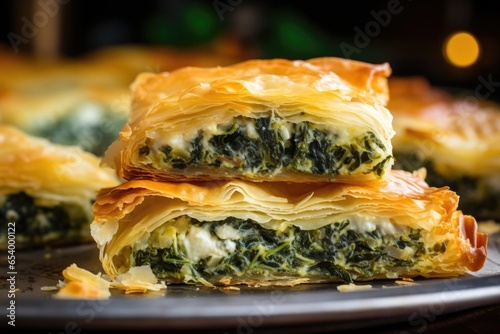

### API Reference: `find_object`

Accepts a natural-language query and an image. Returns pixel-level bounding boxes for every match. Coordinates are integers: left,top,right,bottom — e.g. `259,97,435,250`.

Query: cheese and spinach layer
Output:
30,104,128,157
132,216,448,283
138,115,392,177
0,192,90,247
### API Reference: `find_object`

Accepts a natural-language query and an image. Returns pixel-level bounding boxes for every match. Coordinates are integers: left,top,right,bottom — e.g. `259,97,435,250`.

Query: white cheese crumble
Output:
215,224,241,240
168,134,188,152
348,215,402,236
224,240,236,253
182,225,231,263
279,123,293,141
241,120,257,139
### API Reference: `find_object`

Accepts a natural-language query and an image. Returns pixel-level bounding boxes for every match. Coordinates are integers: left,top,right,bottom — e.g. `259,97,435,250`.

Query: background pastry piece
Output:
0,125,121,250
388,76,500,221
90,169,487,286
104,57,395,183
0,59,131,157
0,44,245,157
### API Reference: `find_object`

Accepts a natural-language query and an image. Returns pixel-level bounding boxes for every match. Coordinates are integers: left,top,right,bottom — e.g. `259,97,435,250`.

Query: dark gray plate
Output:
2,226,500,332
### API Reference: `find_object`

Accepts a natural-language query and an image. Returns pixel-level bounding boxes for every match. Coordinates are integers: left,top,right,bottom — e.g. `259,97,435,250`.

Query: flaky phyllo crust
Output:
0,125,120,248
0,125,119,202
103,57,395,183
91,169,487,285
388,76,500,177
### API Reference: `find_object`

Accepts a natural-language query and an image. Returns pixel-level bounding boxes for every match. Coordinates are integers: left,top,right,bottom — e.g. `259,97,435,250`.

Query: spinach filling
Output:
132,217,443,284
30,104,128,157
139,115,391,177
393,151,500,220
0,192,90,246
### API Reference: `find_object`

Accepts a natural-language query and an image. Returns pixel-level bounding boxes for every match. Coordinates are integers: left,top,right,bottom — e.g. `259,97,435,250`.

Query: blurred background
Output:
1,0,499,101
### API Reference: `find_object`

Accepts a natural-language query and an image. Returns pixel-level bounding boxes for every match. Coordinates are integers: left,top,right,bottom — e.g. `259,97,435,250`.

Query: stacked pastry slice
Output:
92,58,487,287
104,57,395,183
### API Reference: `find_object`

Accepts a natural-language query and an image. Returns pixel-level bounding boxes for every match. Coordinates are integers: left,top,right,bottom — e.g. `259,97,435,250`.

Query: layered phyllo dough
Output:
103,57,395,183
90,169,487,286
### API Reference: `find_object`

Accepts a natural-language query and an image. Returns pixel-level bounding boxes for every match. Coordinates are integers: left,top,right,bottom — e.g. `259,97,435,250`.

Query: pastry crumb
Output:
219,286,241,294
337,283,373,292
52,263,167,299
395,280,419,286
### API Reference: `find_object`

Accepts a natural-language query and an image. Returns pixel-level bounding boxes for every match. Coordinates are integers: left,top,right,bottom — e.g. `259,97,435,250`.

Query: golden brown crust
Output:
0,125,119,198
308,57,391,105
128,57,392,124
110,165,389,184
388,76,500,176
459,213,488,272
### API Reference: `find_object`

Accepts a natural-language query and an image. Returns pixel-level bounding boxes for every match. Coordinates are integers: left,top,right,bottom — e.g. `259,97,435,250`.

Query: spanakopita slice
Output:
103,57,395,183
91,169,487,286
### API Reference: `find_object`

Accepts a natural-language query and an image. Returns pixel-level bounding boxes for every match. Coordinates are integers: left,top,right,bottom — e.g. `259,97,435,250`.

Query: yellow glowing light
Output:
443,31,481,67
